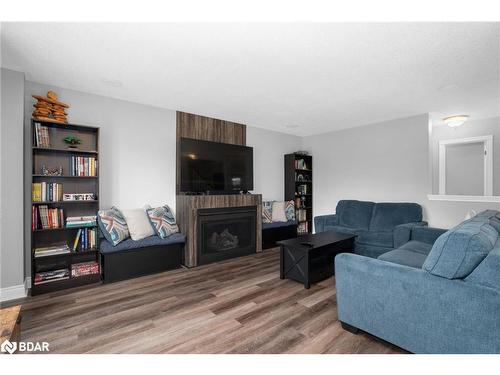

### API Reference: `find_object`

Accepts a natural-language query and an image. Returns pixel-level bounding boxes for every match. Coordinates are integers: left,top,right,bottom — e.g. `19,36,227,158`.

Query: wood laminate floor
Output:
5,248,405,354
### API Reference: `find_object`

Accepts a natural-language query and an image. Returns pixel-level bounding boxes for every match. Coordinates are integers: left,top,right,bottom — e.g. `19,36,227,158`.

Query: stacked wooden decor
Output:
32,91,69,124
30,118,101,295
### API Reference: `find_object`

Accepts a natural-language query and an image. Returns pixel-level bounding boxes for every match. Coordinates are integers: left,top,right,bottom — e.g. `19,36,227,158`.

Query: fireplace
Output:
197,206,257,265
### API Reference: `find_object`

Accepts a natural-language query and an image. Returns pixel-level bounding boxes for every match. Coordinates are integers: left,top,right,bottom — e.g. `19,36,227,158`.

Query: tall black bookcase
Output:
284,153,313,235
30,119,101,295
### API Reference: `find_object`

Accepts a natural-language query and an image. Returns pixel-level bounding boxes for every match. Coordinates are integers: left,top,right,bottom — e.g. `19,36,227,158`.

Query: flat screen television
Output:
180,138,254,194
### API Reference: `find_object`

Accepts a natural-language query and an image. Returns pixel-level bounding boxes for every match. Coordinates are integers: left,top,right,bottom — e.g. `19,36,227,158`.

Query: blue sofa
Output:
335,210,500,353
314,200,426,258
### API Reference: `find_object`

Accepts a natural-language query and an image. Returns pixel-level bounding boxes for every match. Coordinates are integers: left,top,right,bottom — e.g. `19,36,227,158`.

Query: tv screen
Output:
180,138,254,193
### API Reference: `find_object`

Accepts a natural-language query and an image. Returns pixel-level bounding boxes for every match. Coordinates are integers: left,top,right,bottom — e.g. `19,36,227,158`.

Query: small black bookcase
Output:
284,153,313,236
30,119,101,295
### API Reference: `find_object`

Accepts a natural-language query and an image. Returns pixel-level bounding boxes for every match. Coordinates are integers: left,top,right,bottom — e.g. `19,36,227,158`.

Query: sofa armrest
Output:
335,253,500,353
314,214,338,233
410,226,447,245
393,221,427,248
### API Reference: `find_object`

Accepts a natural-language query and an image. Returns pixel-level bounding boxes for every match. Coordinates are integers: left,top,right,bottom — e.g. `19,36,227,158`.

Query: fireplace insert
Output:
197,206,256,265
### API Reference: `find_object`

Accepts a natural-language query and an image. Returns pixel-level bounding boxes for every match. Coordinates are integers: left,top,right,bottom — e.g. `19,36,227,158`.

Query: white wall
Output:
247,126,302,201
1,68,26,297
26,81,178,210
303,114,500,229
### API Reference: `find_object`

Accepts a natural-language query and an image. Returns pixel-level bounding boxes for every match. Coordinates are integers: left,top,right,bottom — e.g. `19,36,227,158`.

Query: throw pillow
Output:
490,217,500,234
97,207,130,246
121,208,155,241
272,201,287,222
284,200,295,221
262,201,274,223
146,205,180,238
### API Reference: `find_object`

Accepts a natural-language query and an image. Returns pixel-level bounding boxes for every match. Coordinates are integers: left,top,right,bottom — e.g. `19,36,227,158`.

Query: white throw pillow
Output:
120,208,155,241
272,201,287,222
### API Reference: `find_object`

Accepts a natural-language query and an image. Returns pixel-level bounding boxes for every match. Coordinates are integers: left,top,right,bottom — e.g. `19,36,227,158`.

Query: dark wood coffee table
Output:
277,231,356,289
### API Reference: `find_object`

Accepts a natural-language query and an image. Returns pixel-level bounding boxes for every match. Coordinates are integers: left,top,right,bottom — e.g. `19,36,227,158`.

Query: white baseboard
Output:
0,277,30,302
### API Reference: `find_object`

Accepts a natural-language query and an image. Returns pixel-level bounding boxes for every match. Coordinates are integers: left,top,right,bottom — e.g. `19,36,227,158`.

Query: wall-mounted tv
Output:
180,138,254,194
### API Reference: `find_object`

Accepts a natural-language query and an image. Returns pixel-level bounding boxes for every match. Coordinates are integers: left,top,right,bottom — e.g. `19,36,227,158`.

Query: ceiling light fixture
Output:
443,115,469,128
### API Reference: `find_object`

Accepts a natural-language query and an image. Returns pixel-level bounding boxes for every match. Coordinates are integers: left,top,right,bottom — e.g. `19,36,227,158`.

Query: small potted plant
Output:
63,136,82,149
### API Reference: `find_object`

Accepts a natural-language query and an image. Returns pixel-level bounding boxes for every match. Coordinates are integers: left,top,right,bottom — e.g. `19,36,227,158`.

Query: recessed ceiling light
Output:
101,78,123,87
443,115,469,128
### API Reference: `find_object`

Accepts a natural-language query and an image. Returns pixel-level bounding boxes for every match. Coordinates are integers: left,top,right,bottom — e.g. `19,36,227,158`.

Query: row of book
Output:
297,221,310,235
297,184,309,195
70,156,98,176
66,215,97,228
34,262,100,285
71,261,99,277
296,209,308,222
32,182,63,202
34,268,69,285
294,159,309,170
32,206,64,230
33,123,51,148
34,243,71,258
72,227,98,251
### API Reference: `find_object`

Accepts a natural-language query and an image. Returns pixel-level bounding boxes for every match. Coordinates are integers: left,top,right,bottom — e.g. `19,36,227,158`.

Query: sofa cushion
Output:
369,203,422,231
356,230,393,248
146,205,179,239
263,220,298,230
423,221,498,279
398,240,433,255
378,249,428,269
262,201,274,223
100,233,186,254
336,200,375,230
97,207,130,246
465,243,500,290
489,217,500,234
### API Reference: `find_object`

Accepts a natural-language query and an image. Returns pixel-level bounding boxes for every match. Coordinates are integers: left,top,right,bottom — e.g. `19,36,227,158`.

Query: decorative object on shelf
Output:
41,164,63,176
63,135,82,149
32,91,69,124
63,193,95,201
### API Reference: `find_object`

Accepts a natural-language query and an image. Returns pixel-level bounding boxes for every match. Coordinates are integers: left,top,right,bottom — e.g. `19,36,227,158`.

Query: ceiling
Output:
1,22,499,136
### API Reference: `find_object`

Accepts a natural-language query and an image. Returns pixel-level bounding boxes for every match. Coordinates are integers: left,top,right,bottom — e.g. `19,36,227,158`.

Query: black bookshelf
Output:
284,153,313,236
30,119,101,295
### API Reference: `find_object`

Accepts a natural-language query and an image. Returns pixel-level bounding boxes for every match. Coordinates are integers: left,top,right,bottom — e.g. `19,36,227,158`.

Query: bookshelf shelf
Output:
33,146,98,155
285,153,313,236
32,200,99,205
33,174,99,178
30,119,101,295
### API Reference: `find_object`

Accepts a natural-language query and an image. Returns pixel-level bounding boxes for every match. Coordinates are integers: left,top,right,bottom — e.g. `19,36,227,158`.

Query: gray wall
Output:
1,68,25,289
431,116,500,195
303,114,500,229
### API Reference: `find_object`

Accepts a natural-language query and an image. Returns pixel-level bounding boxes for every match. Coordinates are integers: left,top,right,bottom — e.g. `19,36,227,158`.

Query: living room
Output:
1,2,500,372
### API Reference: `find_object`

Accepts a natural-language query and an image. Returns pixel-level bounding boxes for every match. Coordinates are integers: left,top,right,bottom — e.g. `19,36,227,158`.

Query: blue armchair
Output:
314,200,427,258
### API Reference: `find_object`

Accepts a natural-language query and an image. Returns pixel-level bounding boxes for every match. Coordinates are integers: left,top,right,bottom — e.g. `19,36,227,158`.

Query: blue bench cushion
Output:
423,221,498,279
378,248,428,269
100,233,186,254
262,220,298,230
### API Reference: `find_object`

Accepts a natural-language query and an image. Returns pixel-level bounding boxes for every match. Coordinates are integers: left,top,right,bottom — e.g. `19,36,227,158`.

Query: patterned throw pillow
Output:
262,201,274,223
146,205,179,238
98,207,130,246
285,200,295,221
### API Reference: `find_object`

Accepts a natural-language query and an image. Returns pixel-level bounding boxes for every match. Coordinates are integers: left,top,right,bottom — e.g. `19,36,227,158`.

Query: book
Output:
33,123,51,148
34,243,71,258
34,268,70,285
71,261,99,277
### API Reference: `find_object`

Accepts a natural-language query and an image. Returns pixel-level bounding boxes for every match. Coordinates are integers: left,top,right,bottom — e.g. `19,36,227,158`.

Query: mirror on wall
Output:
429,116,499,201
